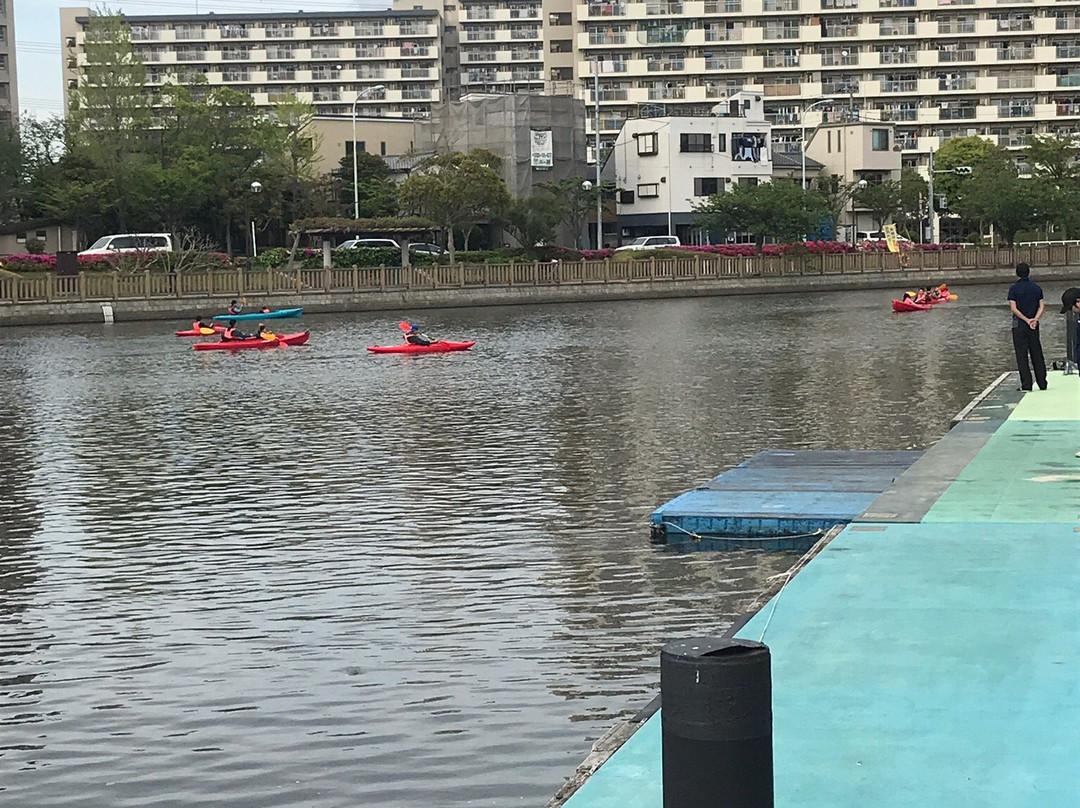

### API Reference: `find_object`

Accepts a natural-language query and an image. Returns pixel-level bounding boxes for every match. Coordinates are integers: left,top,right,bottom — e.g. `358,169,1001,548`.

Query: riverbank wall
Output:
3,248,1080,327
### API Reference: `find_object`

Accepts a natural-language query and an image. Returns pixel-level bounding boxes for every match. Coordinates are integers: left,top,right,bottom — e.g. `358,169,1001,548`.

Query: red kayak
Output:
193,331,310,351
175,325,227,337
892,299,932,312
367,340,476,354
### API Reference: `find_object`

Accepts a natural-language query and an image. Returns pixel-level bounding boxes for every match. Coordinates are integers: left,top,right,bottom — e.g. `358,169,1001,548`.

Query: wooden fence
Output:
2,245,1078,305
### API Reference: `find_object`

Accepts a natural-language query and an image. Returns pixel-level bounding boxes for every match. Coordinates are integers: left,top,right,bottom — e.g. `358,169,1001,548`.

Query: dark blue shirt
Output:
1007,278,1043,325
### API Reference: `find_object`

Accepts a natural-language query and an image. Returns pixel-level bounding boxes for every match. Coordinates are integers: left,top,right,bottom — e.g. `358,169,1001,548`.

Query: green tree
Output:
537,177,605,249
67,11,154,232
501,191,563,252
897,167,928,240
955,163,1042,245
853,180,903,233
398,150,510,262
335,152,398,218
695,180,825,247
812,174,867,240
1024,134,1080,238
932,136,1002,216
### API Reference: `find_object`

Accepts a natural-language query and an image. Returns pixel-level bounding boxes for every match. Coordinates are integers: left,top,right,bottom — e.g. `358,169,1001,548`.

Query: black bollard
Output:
660,637,773,808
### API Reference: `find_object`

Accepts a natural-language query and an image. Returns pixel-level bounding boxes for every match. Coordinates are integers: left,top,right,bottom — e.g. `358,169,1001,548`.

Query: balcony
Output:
706,55,742,69
312,48,341,59
896,135,918,150
175,49,206,62
312,69,342,80
1057,102,1080,116
264,26,295,39
402,88,432,99
311,25,339,37
762,0,798,10
762,27,800,40
589,31,629,44
879,0,915,6
467,31,498,41
704,0,741,10
313,89,341,101
510,28,540,39
997,103,1034,118
821,0,857,7
647,59,685,71
646,2,684,14
355,27,385,37
648,86,685,99
879,50,916,64
821,53,858,67
763,54,799,68
399,25,432,36
587,2,628,15
402,67,430,78
222,71,251,82
880,106,917,121
823,25,858,37
1056,16,1080,31
598,87,629,100
822,80,858,94
763,83,800,96
356,47,386,58
938,76,976,91
939,105,975,119
997,48,1033,60
997,74,1034,89
938,21,975,34
880,23,917,36
1057,45,1080,59
467,8,495,19
705,26,742,41
995,18,1033,32
882,79,917,92
510,7,540,17
1058,73,1080,88
939,49,975,63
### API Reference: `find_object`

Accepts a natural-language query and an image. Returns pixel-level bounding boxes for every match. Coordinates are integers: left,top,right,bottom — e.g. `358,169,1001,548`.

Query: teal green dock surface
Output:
559,373,1080,808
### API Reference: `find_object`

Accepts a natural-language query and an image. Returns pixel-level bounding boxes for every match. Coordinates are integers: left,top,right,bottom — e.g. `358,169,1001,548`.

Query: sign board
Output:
530,129,553,170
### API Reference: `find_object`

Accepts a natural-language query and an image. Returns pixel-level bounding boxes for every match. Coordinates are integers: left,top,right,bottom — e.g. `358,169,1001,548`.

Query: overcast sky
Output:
17,0,392,119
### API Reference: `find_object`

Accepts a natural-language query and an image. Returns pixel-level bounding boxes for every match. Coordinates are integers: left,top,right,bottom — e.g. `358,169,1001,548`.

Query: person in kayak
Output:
252,323,274,341
227,299,243,315
192,316,214,332
222,320,250,341
260,306,271,313
404,324,433,346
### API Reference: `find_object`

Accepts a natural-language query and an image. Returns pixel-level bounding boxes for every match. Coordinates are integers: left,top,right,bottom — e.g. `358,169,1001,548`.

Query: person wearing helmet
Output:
404,323,433,346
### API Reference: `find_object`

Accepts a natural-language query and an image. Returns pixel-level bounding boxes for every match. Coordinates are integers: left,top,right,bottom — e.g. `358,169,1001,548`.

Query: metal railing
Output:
4,247,1080,306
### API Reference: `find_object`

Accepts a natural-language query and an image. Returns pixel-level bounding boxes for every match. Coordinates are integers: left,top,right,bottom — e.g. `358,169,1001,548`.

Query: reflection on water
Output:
0,285,1047,806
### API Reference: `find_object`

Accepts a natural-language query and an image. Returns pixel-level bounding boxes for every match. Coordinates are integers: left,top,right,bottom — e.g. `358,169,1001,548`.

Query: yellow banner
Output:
883,224,899,254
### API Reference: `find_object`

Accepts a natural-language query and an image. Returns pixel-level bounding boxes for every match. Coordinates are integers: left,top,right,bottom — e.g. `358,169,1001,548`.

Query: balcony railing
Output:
587,2,628,15
467,31,498,40
763,54,799,67
1056,16,1080,30
763,27,800,39
821,53,858,66
879,50,916,64
939,77,976,90
357,47,386,58
705,27,742,41
644,26,687,43
174,27,205,40
646,2,683,13
997,74,1034,88
939,106,976,119
264,27,295,38
1057,45,1080,58
995,18,1033,31
883,79,917,92
704,0,741,10
401,68,430,78
706,55,742,69
510,28,540,39
402,88,431,99
997,48,1033,60
509,7,540,17
938,21,975,33
880,106,917,120
823,25,858,37
648,86,685,99
647,59,685,71
598,88,629,100
939,49,975,62
313,90,342,101
997,104,1034,117
880,23,917,35
589,31,628,44
131,28,159,41
311,26,339,37
1057,102,1080,115
1058,73,1080,87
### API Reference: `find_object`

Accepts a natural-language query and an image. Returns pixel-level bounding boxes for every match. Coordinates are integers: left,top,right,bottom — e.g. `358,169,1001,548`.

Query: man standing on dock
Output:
1007,262,1047,392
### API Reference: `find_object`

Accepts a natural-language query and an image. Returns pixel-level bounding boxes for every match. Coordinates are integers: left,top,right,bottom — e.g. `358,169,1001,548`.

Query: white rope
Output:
658,521,825,544
757,530,836,642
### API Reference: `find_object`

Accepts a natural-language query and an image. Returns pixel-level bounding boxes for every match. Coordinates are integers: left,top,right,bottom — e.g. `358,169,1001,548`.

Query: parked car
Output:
338,238,401,250
614,235,681,252
408,243,444,256
79,233,173,257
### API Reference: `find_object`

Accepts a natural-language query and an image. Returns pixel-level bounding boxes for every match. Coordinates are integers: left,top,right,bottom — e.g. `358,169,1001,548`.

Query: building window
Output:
694,177,721,196
738,177,759,187
380,141,387,156
345,140,366,155
15,231,25,243
637,183,660,198
679,132,712,153
871,128,890,151
637,132,659,155
620,190,635,204
716,133,727,152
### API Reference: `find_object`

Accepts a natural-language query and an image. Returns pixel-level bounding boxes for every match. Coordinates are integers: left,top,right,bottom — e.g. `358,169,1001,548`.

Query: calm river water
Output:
0,284,1065,807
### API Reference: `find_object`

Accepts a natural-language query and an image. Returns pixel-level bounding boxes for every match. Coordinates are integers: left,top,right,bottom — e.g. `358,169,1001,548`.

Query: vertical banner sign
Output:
883,223,899,253
530,129,553,170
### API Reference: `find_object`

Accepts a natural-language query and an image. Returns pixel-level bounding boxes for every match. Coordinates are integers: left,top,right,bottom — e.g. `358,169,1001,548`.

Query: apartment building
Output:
60,8,443,119
612,91,773,240
575,0,1080,172
0,0,17,124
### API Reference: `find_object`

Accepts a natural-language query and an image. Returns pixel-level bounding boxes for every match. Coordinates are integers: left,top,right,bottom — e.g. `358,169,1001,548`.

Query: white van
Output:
79,233,173,257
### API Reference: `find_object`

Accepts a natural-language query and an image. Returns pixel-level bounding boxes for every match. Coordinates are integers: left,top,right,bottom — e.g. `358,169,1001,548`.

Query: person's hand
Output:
1029,318,1038,329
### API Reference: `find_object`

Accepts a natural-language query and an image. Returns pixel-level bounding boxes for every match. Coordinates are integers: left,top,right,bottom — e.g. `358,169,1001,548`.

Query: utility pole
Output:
593,61,602,250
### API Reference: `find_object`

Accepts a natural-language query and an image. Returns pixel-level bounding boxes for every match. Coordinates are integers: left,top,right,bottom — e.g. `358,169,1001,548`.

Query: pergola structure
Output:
287,217,437,269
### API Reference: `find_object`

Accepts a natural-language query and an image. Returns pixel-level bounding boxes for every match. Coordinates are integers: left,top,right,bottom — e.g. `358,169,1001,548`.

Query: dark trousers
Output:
1012,324,1047,390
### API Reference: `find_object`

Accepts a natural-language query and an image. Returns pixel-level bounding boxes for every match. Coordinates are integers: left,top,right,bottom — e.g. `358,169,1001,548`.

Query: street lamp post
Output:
801,96,840,190
249,180,262,258
351,84,387,220
590,60,603,250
